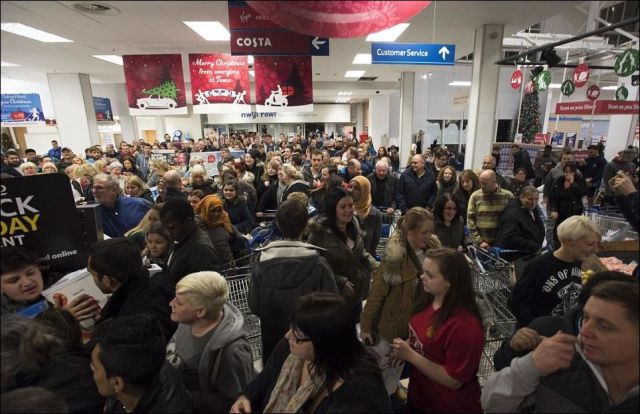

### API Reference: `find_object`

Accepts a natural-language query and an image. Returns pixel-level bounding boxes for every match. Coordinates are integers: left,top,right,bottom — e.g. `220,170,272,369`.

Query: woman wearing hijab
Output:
195,194,235,267
348,176,382,257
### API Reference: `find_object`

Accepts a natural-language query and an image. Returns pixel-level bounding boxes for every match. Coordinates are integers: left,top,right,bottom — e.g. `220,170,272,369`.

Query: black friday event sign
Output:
1,174,88,273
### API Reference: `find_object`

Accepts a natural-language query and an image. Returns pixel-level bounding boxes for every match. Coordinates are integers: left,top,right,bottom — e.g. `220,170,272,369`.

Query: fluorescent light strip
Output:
448,81,471,86
366,23,409,42
92,55,123,66
1,22,73,42
601,85,618,90
345,70,365,78
183,21,230,41
352,53,372,64
1,61,21,67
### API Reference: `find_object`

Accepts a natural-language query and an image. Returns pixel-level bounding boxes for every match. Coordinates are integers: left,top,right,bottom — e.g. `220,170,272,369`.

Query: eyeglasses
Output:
290,327,311,344
92,185,115,192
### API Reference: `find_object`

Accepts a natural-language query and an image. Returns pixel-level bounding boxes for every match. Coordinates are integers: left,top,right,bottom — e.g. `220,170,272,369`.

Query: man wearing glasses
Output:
92,174,150,238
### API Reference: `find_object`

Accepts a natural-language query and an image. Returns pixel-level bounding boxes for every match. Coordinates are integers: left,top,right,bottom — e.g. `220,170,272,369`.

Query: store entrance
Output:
304,123,324,136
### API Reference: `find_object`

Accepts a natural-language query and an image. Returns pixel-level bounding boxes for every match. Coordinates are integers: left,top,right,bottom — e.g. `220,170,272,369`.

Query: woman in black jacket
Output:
230,292,391,413
549,162,588,248
495,185,545,260
256,159,281,220
453,169,479,223
222,179,255,234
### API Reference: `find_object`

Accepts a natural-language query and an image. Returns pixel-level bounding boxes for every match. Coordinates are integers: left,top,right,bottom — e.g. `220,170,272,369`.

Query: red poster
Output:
123,54,187,116
254,56,313,112
189,54,251,114
555,100,639,115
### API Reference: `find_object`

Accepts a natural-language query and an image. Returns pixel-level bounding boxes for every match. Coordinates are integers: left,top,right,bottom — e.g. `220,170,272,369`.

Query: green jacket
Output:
467,187,513,245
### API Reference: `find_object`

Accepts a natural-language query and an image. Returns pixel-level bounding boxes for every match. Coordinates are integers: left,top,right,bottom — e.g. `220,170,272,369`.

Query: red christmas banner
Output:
246,1,430,38
123,54,187,115
189,54,251,114
254,56,313,112
555,100,639,115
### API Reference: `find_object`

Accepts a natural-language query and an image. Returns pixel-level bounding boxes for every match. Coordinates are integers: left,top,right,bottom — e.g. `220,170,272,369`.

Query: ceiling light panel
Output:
366,23,410,42
183,21,230,41
345,70,365,78
92,55,123,65
1,61,21,67
352,53,372,64
1,23,73,42
448,81,471,86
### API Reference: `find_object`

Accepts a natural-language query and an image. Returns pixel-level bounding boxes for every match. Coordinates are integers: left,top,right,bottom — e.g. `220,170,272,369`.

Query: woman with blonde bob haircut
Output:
279,163,309,203
510,215,602,328
167,271,255,413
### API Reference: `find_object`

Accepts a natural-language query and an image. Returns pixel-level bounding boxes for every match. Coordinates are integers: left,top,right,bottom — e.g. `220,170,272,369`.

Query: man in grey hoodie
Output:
166,271,255,413
248,199,338,361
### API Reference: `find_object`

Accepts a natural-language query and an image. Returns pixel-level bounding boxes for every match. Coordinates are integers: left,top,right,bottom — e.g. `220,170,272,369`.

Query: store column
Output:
47,73,100,153
604,80,638,160
398,72,415,166
465,24,504,170
368,94,390,149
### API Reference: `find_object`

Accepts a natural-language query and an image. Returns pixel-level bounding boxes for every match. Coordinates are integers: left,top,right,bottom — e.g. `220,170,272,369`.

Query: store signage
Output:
510,69,523,90
228,1,329,56
586,85,600,101
189,54,252,114
534,133,549,144
371,42,455,65
1,93,45,123
254,56,313,113
1,174,88,273
190,151,244,177
206,104,350,124
555,100,640,115
93,97,113,122
573,63,589,88
123,54,188,116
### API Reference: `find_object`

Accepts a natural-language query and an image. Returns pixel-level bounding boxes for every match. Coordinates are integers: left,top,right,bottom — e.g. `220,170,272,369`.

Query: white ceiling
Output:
1,1,589,102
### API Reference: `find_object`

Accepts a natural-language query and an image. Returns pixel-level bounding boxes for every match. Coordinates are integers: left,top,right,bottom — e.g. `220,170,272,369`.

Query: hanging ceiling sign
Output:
245,0,430,38
228,1,329,56
560,80,575,96
510,69,523,90
586,84,601,101
93,97,113,122
371,43,455,65
555,100,639,115
573,63,589,88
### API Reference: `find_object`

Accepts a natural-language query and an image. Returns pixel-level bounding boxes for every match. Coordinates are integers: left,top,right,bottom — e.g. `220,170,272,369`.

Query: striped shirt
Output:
467,188,514,245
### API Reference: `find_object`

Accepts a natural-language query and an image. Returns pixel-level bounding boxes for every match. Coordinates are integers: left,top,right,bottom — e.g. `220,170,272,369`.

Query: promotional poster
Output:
1,174,88,273
254,55,313,112
1,93,45,123
189,53,251,114
123,54,188,116
93,96,113,122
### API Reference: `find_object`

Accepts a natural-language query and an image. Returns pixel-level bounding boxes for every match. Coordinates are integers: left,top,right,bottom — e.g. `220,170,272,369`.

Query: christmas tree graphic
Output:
517,72,541,143
142,80,180,99
285,63,309,105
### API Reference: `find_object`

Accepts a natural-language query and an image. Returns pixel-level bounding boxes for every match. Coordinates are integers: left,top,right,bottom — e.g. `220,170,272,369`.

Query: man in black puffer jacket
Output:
248,200,338,362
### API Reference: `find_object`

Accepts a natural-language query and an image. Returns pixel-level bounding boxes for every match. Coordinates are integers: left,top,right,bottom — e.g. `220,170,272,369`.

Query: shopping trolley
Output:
585,207,637,241
375,208,401,260
224,263,262,362
466,246,517,386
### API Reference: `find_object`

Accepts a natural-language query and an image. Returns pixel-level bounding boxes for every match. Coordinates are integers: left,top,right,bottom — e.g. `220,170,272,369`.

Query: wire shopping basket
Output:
584,207,635,241
222,255,262,362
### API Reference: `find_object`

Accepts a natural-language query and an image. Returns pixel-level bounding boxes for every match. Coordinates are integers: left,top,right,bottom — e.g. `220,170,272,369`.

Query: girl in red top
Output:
391,247,484,413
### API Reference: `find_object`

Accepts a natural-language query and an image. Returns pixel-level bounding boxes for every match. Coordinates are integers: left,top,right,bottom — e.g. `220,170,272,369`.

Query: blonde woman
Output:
509,215,601,328
124,204,161,250
41,162,58,174
185,164,217,196
360,207,440,394
19,162,37,176
124,175,154,204
279,164,309,204
167,271,255,413
107,161,126,192
147,159,170,187
74,164,100,202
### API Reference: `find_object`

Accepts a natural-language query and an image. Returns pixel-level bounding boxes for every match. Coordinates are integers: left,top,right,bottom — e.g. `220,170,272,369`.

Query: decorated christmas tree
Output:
518,80,541,143
142,80,179,99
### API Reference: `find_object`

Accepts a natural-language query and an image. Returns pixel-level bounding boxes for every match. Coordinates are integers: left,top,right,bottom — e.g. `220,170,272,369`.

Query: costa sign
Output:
555,100,640,115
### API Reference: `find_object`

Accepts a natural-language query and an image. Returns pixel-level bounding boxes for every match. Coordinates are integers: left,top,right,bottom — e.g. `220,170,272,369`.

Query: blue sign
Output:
1,93,45,123
371,43,455,66
93,96,113,121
